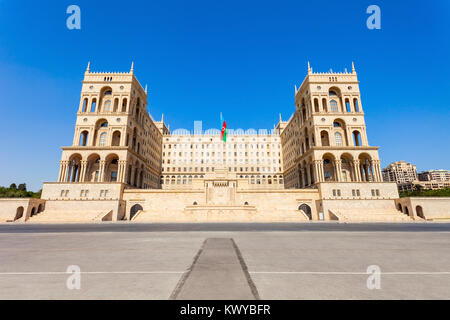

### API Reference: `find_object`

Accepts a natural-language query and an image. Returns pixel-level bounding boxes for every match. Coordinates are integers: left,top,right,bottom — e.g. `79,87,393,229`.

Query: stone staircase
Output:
330,209,412,222
27,210,110,223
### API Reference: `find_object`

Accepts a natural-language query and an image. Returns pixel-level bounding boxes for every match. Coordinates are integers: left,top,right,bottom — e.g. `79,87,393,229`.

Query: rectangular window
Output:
111,171,118,182
80,190,85,197
356,189,360,196
371,189,375,196
376,189,380,196
332,189,336,197
100,190,104,197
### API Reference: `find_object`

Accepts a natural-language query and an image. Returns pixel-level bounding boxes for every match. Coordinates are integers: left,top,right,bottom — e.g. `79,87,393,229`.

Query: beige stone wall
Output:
395,197,450,220
41,182,123,201
317,182,402,221
0,198,46,222
122,187,320,222
123,189,205,220
42,199,125,221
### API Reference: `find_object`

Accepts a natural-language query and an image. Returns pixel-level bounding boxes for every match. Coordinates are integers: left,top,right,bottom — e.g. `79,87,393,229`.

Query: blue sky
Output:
0,0,449,191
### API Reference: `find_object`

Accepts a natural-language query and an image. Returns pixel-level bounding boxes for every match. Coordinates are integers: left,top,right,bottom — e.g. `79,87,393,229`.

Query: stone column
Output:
334,160,342,182
306,165,311,186
57,161,64,182
79,160,88,182
99,160,106,182
353,160,361,182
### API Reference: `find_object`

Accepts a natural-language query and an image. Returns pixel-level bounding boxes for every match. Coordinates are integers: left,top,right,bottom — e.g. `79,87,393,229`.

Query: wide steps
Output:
333,209,411,222
27,210,107,222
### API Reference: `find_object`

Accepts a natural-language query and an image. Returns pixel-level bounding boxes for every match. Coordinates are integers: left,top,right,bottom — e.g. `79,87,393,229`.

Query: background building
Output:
418,169,450,182
161,132,283,189
382,161,418,184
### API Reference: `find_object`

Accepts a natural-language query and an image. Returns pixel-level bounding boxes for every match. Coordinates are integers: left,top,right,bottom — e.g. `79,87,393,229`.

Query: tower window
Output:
330,100,338,112
99,132,107,146
335,132,343,146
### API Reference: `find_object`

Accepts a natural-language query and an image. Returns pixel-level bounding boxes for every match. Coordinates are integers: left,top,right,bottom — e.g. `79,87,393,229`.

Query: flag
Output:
220,113,227,142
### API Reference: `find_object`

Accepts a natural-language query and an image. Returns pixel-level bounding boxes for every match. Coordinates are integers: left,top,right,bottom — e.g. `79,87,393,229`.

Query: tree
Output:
9,183,17,190
17,183,27,191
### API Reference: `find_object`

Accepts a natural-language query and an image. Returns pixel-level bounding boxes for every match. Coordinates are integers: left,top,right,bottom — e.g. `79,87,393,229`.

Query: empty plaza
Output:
1,223,449,300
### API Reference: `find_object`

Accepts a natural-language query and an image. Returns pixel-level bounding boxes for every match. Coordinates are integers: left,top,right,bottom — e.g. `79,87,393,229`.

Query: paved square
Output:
0,223,449,299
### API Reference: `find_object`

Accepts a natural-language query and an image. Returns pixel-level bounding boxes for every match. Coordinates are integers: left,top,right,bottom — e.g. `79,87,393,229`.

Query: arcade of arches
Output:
57,153,148,188
293,153,382,188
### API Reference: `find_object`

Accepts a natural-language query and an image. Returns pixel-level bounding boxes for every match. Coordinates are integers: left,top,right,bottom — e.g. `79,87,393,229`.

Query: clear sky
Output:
0,0,449,191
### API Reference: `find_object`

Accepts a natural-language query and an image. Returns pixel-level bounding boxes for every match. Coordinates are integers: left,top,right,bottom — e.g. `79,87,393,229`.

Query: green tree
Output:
9,183,17,189
17,183,27,191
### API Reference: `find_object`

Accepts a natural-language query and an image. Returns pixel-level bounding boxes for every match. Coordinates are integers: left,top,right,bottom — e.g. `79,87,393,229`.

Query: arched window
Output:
79,131,89,146
345,99,351,112
100,121,108,127
353,98,359,112
320,131,330,146
298,204,312,220
416,206,425,219
99,132,107,146
353,131,362,146
335,132,343,146
82,98,88,112
329,91,337,96
90,99,97,112
333,121,342,128
103,100,111,112
322,98,328,112
314,99,319,112
330,100,338,112
111,131,121,146
122,98,127,112
113,98,119,112
130,204,143,220
104,90,112,96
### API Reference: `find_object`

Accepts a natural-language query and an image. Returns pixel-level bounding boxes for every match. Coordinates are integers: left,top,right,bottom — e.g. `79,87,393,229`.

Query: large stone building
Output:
382,161,418,184
418,169,450,182
5,62,444,223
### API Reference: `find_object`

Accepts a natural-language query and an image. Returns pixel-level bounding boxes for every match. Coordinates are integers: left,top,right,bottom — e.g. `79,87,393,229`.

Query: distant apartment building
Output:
382,161,418,184
418,169,450,182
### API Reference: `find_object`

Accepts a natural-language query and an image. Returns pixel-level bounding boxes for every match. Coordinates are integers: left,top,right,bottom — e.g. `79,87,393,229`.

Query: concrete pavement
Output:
0,223,449,299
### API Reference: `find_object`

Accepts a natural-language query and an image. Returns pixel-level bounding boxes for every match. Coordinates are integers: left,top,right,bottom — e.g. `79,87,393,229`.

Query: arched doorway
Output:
416,206,425,219
15,207,24,221
30,207,36,217
299,204,312,220
130,204,143,220
404,206,410,216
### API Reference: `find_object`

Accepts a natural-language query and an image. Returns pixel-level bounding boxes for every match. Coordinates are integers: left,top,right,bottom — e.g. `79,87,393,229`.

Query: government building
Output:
3,62,449,223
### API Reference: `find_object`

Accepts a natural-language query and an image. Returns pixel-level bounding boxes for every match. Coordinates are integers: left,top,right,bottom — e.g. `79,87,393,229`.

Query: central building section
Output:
161,130,284,190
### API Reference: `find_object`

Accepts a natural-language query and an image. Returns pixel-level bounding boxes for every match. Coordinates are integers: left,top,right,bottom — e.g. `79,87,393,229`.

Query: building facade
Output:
418,169,450,182
382,161,418,184
2,62,424,223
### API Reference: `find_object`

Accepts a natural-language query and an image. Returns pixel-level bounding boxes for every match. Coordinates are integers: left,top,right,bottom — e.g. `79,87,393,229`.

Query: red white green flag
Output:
220,114,227,142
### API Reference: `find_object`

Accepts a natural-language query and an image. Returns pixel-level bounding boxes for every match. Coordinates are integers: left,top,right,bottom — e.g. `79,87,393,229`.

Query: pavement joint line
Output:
169,239,207,300
0,271,186,275
249,271,450,275
231,238,260,300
